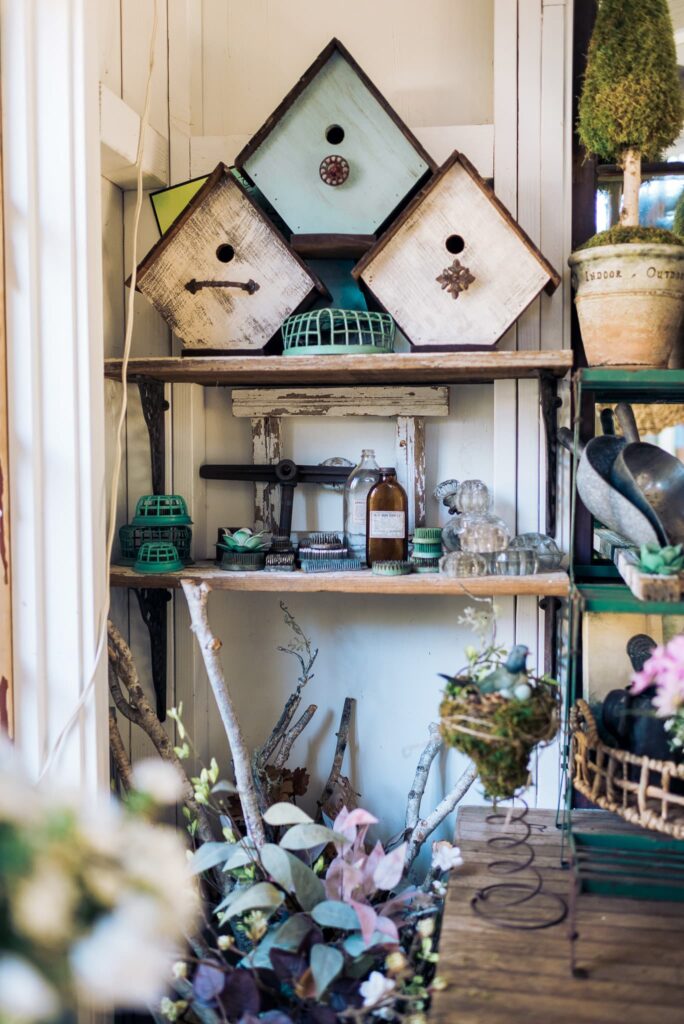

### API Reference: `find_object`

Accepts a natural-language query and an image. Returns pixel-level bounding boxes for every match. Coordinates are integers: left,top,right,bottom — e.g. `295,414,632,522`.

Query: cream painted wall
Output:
99,0,570,860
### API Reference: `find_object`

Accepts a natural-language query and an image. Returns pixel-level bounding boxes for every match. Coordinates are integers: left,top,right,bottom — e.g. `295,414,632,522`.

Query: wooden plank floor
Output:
431,807,684,1024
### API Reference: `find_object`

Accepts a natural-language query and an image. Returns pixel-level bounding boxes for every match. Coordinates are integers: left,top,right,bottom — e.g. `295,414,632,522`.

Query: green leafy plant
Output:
639,543,684,576
578,0,682,236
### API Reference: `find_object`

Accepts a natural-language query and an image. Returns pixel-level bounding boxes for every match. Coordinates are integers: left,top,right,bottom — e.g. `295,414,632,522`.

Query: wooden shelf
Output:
104,350,572,387
110,562,569,596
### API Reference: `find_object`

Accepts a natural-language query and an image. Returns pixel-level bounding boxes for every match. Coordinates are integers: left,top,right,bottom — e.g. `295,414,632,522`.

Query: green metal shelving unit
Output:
564,367,684,914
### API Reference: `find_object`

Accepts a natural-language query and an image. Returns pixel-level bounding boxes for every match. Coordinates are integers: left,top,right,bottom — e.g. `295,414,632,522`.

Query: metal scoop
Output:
558,409,663,547
610,403,684,546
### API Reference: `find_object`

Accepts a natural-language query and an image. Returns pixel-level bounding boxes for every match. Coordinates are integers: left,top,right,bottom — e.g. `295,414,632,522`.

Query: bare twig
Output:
318,697,355,812
109,707,133,790
404,723,443,836
404,763,478,871
107,620,215,845
181,581,266,849
258,691,304,767
108,664,143,725
274,704,317,769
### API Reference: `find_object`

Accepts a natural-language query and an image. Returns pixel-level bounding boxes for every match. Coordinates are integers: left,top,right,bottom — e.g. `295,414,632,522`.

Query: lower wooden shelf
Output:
110,562,569,596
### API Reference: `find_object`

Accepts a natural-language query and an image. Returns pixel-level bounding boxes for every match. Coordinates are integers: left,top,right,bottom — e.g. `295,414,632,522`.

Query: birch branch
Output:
107,620,215,846
318,697,355,812
181,580,266,850
109,708,133,790
404,763,478,871
274,704,318,769
404,723,442,835
108,665,143,725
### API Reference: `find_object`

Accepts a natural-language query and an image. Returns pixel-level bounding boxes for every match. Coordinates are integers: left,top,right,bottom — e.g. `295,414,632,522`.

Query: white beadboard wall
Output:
99,0,572,851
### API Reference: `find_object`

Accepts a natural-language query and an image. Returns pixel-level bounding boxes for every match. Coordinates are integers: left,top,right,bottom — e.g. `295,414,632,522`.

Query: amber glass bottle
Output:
366,468,408,565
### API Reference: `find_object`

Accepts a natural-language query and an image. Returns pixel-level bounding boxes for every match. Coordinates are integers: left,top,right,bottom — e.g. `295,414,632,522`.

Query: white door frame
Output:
1,0,109,787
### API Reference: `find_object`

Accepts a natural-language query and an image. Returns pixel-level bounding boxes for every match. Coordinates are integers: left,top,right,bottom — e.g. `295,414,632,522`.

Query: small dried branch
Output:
109,707,133,790
274,704,317,770
319,697,355,813
404,763,478,871
258,691,303,767
108,664,143,725
404,723,442,836
107,620,215,846
181,581,266,850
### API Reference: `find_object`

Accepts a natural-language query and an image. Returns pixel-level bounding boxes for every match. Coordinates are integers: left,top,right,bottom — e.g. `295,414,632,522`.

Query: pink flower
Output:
630,636,684,717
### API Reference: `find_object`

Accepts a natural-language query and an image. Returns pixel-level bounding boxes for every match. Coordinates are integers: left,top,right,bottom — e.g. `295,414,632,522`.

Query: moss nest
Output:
440,682,559,801
578,226,684,250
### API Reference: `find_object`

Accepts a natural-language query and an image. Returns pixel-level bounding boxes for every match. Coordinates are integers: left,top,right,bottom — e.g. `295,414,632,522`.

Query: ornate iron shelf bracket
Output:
538,371,562,536
133,587,172,721
138,380,169,496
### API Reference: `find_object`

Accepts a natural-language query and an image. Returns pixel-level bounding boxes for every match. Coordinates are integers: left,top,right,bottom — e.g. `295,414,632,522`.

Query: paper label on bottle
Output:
369,510,405,539
351,497,368,528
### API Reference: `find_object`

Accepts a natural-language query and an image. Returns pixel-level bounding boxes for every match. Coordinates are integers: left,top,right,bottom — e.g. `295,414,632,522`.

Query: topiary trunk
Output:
621,148,641,227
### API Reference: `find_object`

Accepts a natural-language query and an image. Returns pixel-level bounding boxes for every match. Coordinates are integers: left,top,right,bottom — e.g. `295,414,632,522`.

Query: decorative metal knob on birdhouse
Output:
436,258,476,300
319,154,350,187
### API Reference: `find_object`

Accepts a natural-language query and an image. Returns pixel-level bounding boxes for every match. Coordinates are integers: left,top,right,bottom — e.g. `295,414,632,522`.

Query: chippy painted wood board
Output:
235,40,434,235
135,164,326,352
105,350,572,385
251,417,282,532
110,562,570,596
395,416,426,533
232,386,449,419
594,528,684,603
353,152,560,349
433,808,684,1024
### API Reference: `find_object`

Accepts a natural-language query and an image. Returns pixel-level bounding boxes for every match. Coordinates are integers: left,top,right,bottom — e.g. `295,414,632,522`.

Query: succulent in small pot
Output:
569,0,684,367
639,543,684,576
218,528,271,552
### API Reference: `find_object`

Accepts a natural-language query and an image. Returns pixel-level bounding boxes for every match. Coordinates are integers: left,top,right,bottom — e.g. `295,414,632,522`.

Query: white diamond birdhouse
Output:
134,164,327,353
234,38,436,239
352,153,560,349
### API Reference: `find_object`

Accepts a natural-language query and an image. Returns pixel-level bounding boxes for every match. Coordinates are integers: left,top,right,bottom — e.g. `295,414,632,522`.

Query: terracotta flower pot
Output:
568,243,684,367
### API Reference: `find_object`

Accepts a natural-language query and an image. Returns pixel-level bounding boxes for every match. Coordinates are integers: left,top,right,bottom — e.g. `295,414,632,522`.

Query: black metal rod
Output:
185,278,260,295
199,462,353,484
279,484,295,537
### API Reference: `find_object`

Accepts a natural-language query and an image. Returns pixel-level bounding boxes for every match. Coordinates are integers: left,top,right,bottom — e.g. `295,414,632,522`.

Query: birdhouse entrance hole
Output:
216,243,235,263
325,124,345,145
445,234,465,254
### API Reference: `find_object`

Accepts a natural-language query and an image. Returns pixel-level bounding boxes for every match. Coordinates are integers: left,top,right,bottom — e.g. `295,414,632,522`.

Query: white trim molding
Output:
1,0,109,788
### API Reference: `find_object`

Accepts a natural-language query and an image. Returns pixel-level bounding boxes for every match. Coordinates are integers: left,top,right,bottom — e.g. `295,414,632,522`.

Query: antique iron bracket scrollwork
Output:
133,588,172,721
538,371,563,536
137,380,169,497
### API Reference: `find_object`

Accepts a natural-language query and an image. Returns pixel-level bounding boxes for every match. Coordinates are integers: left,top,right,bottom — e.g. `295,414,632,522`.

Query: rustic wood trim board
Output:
110,563,569,596
104,350,572,386
432,807,684,1024
232,386,449,418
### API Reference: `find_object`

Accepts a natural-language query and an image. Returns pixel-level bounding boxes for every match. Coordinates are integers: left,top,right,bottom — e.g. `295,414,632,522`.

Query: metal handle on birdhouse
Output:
185,278,260,295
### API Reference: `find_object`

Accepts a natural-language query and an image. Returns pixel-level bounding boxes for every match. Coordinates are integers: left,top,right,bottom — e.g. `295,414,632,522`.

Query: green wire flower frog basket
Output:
282,308,395,356
134,541,185,574
131,494,192,527
119,525,192,565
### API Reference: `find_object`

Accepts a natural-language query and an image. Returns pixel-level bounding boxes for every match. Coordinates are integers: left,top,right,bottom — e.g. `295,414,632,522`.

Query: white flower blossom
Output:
0,956,59,1022
131,759,185,804
431,840,464,873
12,860,77,946
70,897,180,1008
359,971,396,1008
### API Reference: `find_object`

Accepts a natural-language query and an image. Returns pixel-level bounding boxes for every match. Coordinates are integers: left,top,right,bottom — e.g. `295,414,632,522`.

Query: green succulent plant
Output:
219,528,270,552
639,543,684,576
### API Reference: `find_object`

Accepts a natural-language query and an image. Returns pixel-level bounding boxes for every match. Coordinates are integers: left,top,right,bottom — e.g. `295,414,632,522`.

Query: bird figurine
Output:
440,644,531,699
478,644,530,696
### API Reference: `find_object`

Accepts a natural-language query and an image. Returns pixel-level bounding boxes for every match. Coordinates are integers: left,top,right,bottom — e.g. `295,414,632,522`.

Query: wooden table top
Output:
431,806,684,1024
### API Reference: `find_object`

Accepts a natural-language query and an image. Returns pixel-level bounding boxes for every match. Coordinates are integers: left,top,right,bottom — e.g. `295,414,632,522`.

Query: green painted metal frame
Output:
576,582,684,616
577,367,684,403
568,827,684,901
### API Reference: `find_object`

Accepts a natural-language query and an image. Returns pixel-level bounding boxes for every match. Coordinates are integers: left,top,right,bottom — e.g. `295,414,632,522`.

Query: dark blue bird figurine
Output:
440,644,531,697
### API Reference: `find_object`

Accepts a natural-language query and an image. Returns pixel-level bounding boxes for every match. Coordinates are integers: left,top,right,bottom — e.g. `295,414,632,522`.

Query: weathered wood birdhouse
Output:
135,163,327,353
234,38,435,239
352,152,560,349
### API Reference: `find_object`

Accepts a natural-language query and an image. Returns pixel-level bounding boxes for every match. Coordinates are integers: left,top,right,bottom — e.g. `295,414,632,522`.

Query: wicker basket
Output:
440,681,559,800
570,699,684,839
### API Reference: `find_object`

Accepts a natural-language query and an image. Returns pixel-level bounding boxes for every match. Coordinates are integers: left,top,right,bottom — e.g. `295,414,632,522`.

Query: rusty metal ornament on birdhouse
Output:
319,154,350,187
436,258,476,299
